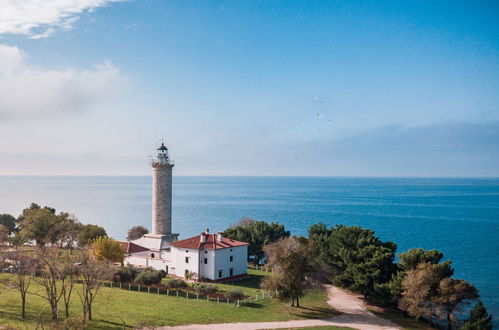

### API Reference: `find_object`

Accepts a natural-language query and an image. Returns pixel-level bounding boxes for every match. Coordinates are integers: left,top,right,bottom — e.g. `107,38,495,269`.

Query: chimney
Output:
217,232,223,242
200,233,206,243
205,228,210,234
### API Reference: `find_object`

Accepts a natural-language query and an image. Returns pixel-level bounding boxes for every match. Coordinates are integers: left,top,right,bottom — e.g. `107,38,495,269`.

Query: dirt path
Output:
157,285,400,330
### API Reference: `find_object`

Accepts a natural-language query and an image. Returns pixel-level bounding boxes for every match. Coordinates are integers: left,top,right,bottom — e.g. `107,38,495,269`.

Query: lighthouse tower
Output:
151,143,174,235
134,142,178,251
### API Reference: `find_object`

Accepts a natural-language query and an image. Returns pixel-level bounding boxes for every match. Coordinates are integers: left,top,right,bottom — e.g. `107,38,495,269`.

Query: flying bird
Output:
314,95,328,107
316,112,324,119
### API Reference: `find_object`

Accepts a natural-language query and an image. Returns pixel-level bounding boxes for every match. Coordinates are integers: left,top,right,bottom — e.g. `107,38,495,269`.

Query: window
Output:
185,269,189,278
186,250,189,253
230,268,234,276
204,258,208,264
150,253,155,258
218,270,223,278
204,251,208,254
229,255,233,262
230,249,233,252
185,257,189,264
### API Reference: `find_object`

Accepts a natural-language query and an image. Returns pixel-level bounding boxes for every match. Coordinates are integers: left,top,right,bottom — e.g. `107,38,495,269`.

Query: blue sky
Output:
0,0,498,176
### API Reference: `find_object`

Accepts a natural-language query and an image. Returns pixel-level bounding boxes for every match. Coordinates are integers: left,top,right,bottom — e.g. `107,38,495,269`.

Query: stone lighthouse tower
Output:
136,142,178,250
151,142,174,236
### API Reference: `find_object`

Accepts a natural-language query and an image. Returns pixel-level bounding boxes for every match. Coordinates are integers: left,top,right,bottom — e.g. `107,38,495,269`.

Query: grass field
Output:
369,309,434,330
0,269,339,329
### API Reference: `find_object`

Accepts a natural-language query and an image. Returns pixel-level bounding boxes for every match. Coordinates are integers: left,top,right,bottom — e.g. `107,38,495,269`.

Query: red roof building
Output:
169,232,248,250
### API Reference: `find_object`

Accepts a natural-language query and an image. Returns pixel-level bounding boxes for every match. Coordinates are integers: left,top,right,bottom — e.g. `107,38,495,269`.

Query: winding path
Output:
157,285,400,330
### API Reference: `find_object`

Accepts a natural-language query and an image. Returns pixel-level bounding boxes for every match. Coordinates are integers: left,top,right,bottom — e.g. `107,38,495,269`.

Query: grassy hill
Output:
0,269,339,329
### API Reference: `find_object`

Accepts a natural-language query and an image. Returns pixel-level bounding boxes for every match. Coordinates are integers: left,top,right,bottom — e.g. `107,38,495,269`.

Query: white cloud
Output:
0,0,125,38
0,44,127,120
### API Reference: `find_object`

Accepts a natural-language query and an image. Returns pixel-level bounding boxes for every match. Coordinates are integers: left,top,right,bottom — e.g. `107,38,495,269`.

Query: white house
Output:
121,143,249,282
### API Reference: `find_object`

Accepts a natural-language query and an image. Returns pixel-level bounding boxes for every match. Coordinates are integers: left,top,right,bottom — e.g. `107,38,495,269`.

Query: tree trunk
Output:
291,297,295,307
447,311,451,330
21,298,26,319
363,290,367,299
88,304,92,321
65,303,70,318
296,296,300,308
51,304,58,320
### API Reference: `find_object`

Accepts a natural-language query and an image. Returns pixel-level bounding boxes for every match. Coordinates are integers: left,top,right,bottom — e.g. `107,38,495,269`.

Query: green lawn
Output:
0,269,338,329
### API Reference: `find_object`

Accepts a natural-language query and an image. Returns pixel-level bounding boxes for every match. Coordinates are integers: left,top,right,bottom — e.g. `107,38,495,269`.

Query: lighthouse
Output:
151,143,174,236
132,142,178,252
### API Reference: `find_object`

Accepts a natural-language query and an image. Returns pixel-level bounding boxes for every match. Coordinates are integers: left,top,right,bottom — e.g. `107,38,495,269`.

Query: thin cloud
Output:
0,0,126,38
0,44,127,120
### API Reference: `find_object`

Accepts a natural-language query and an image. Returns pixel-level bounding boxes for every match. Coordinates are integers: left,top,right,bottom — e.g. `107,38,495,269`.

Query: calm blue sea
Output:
1,176,498,325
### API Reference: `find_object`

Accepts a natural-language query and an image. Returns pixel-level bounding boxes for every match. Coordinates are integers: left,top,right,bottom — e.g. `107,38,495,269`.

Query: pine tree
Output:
460,301,493,330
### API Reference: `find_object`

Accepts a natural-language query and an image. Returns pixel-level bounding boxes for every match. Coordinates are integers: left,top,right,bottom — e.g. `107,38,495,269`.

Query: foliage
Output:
262,236,313,307
309,224,397,299
194,283,218,295
223,217,290,261
114,266,139,283
127,225,149,241
377,248,454,306
91,236,125,264
399,263,478,329
134,269,164,286
226,288,245,300
460,301,493,330
17,206,62,246
78,224,107,247
165,278,188,289
0,213,17,235
436,278,478,330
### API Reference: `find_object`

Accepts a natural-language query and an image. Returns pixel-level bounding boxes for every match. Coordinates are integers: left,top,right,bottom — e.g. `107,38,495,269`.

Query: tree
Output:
33,247,65,320
0,213,17,235
78,224,107,247
57,213,82,250
60,252,80,318
223,218,290,262
77,253,116,320
436,278,478,330
377,248,454,306
18,207,61,246
0,225,9,245
1,249,37,318
91,236,125,265
127,225,149,241
399,263,443,323
460,301,493,330
313,225,397,299
261,237,312,307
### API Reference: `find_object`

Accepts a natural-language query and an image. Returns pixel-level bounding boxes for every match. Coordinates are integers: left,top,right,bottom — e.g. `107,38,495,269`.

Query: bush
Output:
165,278,188,289
194,283,218,295
113,266,138,283
226,289,245,300
135,270,163,286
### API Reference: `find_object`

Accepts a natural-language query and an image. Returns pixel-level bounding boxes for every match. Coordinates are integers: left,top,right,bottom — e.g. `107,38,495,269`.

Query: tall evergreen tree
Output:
460,301,493,330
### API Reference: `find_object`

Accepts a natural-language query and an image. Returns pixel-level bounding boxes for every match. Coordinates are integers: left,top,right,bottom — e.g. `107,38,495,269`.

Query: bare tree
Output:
77,252,116,321
60,252,81,318
1,249,37,318
33,247,64,320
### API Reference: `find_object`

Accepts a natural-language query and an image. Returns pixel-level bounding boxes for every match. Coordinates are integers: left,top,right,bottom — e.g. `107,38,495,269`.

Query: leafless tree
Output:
1,249,37,318
60,251,81,318
33,247,64,320
77,252,116,321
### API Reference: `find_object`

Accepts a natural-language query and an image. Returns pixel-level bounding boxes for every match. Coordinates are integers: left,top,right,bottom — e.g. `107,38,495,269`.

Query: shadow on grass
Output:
288,306,339,320
229,273,267,290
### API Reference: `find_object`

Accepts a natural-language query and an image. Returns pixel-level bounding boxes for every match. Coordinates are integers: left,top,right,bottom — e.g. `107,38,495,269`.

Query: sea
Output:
0,176,498,325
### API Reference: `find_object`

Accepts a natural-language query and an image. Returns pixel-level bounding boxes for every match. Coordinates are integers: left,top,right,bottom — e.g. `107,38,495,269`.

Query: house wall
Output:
170,246,199,279
198,248,216,280
213,245,248,280
125,254,171,272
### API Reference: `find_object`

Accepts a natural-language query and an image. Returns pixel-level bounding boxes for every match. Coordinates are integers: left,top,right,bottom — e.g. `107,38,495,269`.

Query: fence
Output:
102,281,275,306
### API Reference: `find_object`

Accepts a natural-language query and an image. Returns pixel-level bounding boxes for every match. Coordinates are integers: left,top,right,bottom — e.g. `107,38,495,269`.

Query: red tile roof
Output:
170,233,248,250
119,241,150,254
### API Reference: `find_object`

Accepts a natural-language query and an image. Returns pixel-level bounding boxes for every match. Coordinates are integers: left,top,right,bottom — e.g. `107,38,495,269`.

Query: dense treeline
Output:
225,219,492,330
0,203,107,248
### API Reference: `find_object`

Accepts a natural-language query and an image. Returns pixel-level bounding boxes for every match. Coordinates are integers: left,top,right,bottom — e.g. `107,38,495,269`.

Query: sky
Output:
0,0,498,176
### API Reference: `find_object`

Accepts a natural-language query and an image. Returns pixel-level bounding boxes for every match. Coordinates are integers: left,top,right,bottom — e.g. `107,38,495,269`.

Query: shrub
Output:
226,289,245,300
194,283,218,295
165,278,188,289
113,266,138,283
135,270,163,286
